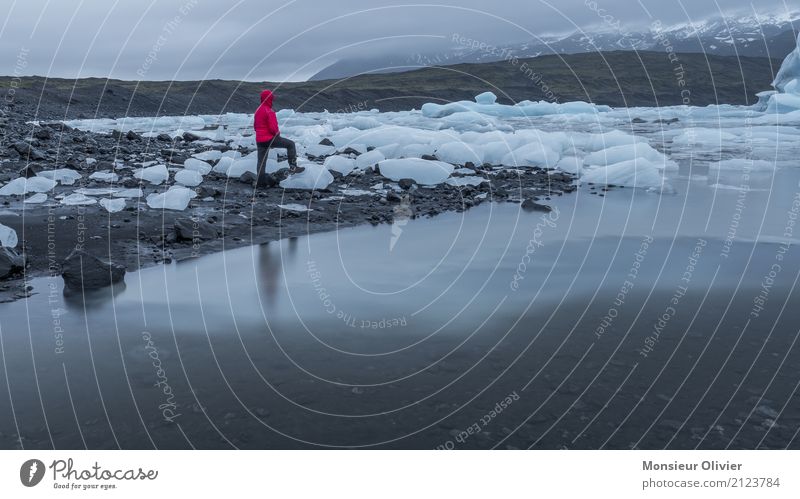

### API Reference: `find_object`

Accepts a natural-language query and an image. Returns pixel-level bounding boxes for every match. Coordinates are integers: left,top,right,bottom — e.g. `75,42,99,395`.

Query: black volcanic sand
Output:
0,113,580,302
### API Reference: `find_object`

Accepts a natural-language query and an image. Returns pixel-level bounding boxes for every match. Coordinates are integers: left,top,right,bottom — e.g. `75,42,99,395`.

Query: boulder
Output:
182,131,203,142
125,130,141,141
61,249,126,291
174,217,218,241
0,247,24,279
398,178,415,190
319,138,334,146
521,198,552,212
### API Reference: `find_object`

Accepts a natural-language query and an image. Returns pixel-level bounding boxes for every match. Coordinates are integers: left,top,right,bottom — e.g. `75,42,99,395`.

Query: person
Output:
253,89,303,187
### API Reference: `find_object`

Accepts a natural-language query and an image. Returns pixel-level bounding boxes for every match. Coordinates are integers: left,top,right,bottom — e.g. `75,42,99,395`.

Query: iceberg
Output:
183,158,212,175
99,198,126,213
377,158,454,185
146,186,197,211
354,149,385,170
0,176,57,195
175,169,204,187
764,33,800,113
421,92,611,119
279,164,334,190
37,169,83,185
192,150,223,162
323,155,356,175
89,171,120,183
60,193,98,206
133,164,169,185
24,193,48,204
0,223,17,248
581,159,665,189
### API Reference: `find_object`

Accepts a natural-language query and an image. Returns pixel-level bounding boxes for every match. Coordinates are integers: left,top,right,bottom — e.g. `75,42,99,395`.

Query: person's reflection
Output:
257,238,300,308
258,242,281,308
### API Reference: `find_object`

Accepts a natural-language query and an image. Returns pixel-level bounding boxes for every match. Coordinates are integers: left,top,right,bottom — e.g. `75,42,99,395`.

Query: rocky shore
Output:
0,109,589,303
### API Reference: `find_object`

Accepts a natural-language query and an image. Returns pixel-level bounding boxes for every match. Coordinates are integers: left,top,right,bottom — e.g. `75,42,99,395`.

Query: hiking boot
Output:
288,164,305,175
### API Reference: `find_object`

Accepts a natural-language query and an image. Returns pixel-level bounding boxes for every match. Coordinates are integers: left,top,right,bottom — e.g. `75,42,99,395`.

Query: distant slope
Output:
0,51,781,120
311,11,799,80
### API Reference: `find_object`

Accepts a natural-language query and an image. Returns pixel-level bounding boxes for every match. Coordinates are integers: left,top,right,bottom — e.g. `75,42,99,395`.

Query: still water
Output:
1,166,800,449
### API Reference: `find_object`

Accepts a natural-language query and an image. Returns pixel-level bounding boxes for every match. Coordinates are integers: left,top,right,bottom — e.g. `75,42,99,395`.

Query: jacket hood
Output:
260,89,274,107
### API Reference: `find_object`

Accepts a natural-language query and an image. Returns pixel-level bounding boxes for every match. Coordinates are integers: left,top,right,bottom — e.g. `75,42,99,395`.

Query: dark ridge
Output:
0,50,780,120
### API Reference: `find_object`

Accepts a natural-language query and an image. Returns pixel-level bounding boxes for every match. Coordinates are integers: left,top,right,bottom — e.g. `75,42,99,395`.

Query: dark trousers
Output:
257,135,297,179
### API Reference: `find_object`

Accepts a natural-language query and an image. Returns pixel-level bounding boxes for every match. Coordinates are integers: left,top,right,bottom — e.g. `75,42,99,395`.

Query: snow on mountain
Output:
310,10,800,81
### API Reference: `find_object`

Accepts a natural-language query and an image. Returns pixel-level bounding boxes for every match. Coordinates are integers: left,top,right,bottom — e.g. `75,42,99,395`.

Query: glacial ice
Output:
354,149,385,170
421,91,611,119
0,223,17,248
324,155,356,175
24,193,48,204
133,164,169,185
99,198,126,213
175,169,204,186
183,158,212,175
37,169,83,185
584,143,676,170
0,177,57,196
581,159,666,189
146,186,197,211
61,193,98,206
192,150,223,162
279,164,334,190
764,33,800,112
378,158,454,185
89,171,120,183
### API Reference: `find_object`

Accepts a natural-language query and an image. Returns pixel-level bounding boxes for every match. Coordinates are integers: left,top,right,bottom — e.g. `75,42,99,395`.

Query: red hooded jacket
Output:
254,90,280,143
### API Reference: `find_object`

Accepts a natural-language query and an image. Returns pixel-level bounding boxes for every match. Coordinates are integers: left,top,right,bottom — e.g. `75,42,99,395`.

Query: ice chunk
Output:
772,32,800,93
475,91,497,105
37,169,83,185
445,176,487,187
377,158,454,185
324,155,356,175
279,164,334,190
226,151,260,177
113,188,144,198
146,186,197,211
340,189,374,196
24,193,48,204
435,142,483,165
421,93,610,119
133,164,169,185
278,203,312,212
60,193,98,206
74,188,120,196
89,171,120,183
501,143,560,168
581,159,665,189
192,150,223,162
355,149,385,170
183,158,212,175
304,143,335,157
0,176,57,195
99,198,126,213
0,223,17,248
212,156,236,175
584,142,676,170
556,156,583,174
175,169,204,187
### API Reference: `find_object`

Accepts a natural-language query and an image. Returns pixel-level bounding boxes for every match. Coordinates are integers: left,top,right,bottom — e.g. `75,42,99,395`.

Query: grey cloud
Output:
0,0,794,81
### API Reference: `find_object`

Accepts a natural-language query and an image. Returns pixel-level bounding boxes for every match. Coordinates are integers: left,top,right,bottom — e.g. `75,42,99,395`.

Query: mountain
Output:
6,51,779,120
310,10,800,80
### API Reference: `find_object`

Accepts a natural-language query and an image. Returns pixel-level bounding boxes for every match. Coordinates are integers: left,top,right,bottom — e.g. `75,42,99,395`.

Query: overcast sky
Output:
0,0,794,81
